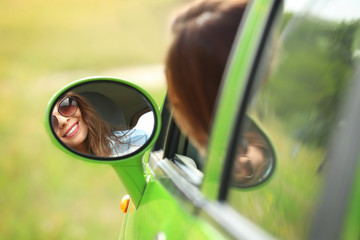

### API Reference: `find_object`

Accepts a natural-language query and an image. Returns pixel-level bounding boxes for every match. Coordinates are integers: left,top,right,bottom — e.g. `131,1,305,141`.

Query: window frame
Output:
201,0,282,200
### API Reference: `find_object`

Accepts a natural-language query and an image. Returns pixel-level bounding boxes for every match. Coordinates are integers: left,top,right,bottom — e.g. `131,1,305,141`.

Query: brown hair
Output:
165,0,248,151
69,92,114,157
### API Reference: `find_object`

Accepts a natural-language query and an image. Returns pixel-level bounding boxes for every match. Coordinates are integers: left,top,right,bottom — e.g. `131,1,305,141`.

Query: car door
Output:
122,1,284,239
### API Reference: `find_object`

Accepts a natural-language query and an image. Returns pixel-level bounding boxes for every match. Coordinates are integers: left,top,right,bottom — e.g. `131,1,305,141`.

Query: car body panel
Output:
121,152,226,240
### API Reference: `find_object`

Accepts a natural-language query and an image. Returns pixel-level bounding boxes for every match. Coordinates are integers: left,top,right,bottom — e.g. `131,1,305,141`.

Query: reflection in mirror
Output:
231,117,276,188
50,81,156,159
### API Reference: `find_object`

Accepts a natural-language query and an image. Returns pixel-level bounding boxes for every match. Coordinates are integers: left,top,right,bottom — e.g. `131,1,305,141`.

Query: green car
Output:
45,0,360,239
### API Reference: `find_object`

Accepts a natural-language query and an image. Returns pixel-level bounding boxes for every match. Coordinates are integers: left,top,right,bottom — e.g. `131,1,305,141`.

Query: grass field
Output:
0,0,181,239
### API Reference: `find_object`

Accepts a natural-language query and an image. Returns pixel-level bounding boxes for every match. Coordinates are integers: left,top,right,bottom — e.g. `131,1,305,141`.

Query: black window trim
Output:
153,96,173,152
153,96,184,160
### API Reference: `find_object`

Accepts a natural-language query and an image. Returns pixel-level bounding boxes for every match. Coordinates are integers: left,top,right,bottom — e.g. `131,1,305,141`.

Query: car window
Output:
153,97,172,152
153,97,204,184
226,1,360,239
167,122,204,186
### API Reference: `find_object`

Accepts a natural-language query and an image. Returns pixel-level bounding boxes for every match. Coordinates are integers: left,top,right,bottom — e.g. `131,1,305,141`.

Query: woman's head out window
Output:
165,0,249,155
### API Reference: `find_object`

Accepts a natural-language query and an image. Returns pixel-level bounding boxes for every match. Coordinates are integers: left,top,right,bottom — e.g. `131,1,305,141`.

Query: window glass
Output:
155,99,203,184
227,0,360,239
134,111,154,136
173,133,204,186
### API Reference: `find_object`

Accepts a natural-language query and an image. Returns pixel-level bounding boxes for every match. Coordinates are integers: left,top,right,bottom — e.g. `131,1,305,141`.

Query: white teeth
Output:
65,123,78,137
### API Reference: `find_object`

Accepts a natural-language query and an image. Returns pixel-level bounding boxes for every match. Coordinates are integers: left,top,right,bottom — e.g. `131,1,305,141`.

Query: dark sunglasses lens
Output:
239,138,249,155
51,115,59,131
59,97,78,116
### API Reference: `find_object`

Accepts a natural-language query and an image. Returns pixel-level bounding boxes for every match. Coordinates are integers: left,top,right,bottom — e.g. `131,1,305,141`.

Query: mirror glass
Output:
231,117,276,188
49,80,156,159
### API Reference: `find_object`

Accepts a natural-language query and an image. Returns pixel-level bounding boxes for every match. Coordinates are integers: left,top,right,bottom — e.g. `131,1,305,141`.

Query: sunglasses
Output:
51,96,78,132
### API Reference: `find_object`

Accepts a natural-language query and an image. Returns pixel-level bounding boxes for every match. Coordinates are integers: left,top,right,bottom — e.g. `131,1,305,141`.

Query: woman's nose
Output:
56,114,70,128
238,155,249,164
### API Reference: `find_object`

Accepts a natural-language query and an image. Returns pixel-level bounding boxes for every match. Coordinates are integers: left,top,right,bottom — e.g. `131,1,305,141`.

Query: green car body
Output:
46,0,360,239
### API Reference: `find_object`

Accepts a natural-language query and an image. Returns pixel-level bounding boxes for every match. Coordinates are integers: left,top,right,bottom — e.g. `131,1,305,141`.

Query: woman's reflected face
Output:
52,98,89,152
233,145,265,182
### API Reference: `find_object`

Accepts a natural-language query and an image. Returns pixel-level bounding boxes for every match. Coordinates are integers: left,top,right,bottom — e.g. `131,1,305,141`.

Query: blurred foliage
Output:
265,17,360,147
0,0,181,239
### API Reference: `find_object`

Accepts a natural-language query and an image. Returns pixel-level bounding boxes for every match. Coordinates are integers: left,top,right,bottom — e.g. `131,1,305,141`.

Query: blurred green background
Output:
0,0,182,239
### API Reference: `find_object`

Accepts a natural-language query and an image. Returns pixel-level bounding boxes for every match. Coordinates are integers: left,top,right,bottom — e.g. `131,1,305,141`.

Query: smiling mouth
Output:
63,122,79,138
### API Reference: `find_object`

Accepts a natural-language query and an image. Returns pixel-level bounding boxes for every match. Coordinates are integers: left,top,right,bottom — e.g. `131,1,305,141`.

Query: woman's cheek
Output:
79,121,88,140
232,157,244,181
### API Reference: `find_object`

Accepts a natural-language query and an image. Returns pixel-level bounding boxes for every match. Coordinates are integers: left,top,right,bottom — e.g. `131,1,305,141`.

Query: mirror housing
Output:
231,116,277,189
45,76,162,207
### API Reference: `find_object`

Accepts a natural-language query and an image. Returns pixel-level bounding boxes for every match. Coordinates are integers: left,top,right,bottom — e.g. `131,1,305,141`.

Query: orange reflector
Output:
120,195,131,213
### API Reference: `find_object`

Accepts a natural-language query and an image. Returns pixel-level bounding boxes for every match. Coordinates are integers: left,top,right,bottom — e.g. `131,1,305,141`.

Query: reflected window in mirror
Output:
111,111,154,157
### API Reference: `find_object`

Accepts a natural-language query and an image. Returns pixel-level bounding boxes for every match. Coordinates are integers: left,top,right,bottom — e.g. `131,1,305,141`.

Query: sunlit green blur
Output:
227,4,360,240
0,0,180,239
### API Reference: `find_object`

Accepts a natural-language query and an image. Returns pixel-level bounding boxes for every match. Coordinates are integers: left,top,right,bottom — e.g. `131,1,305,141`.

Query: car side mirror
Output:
231,116,276,188
45,76,161,161
45,77,162,207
